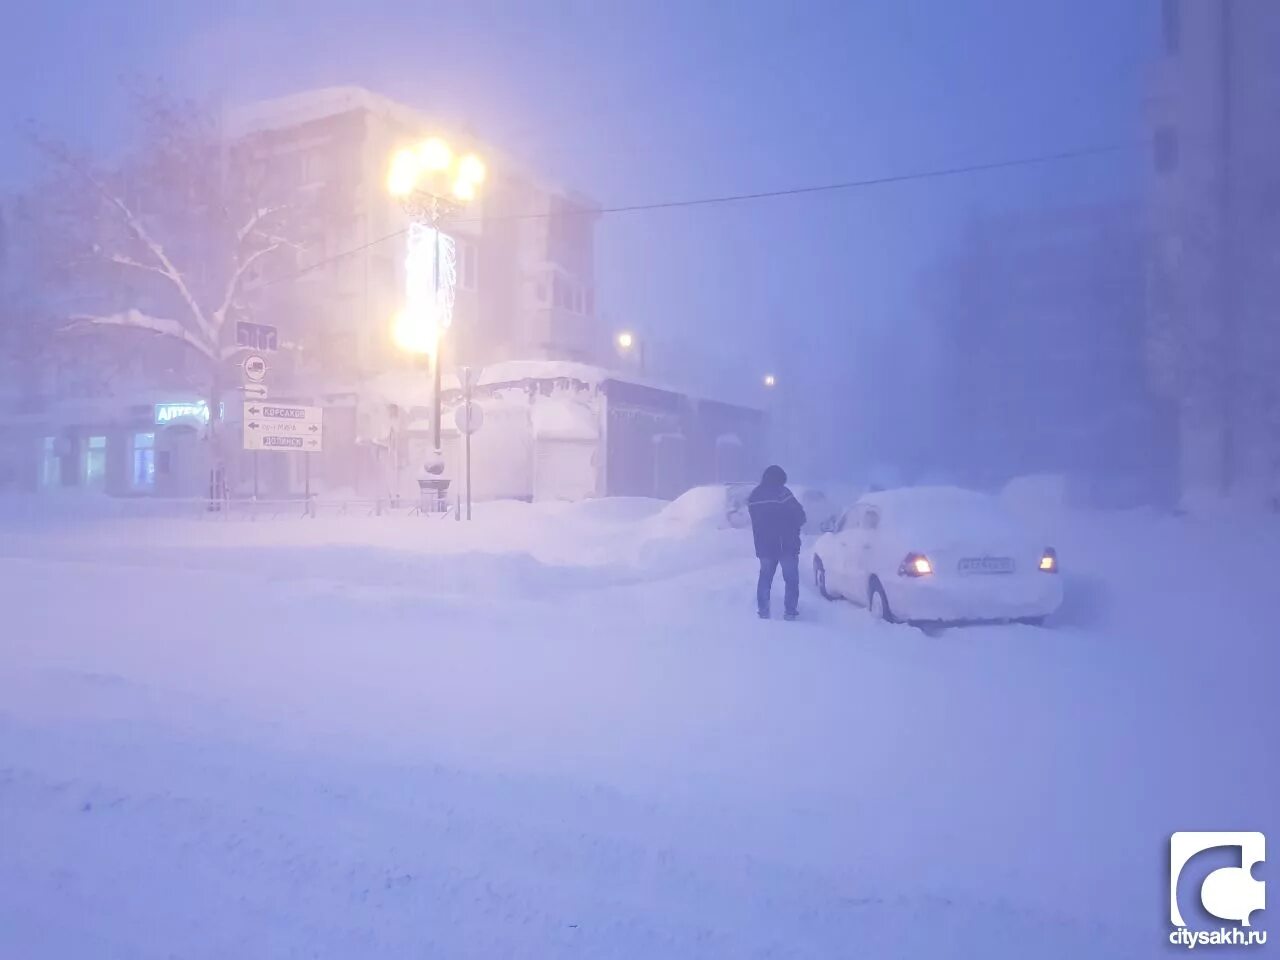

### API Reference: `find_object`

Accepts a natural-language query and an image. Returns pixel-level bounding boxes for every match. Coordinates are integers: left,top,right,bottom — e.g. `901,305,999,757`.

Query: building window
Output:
40,437,61,489
1154,125,1179,174
301,150,324,184
549,273,587,313
459,240,478,291
132,432,156,490
1162,0,1180,55
84,435,107,489
547,195,594,276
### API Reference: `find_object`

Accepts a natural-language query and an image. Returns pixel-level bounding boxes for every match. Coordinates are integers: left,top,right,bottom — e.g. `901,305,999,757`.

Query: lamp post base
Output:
418,447,450,514
418,476,452,515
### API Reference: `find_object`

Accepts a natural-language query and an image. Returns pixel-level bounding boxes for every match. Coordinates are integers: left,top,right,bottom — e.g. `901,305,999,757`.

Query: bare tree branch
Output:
94,183,217,346
254,230,307,252
208,205,307,341
22,94,325,433
102,251,173,281
213,241,282,334
65,308,215,362
32,134,218,346
237,205,285,245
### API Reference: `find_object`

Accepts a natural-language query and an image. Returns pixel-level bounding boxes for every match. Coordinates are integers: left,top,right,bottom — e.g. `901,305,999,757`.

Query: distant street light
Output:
616,330,646,374
761,373,783,465
387,137,485,509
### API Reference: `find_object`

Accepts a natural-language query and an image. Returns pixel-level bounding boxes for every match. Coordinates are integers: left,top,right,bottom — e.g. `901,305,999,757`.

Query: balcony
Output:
526,307,597,361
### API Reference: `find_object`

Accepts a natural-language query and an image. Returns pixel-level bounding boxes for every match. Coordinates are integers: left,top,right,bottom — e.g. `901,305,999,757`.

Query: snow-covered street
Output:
0,499,1275,958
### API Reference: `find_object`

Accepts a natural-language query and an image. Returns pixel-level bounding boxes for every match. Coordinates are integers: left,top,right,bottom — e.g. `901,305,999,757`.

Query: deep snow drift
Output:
0,497,1275,958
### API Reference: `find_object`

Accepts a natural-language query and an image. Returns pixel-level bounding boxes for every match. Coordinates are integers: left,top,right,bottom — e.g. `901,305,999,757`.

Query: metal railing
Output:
0,494,458,523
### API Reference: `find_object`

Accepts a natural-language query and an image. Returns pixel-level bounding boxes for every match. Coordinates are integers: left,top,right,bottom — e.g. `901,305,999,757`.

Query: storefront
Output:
0,370,766,505
378,362,766,504
0,397,217,498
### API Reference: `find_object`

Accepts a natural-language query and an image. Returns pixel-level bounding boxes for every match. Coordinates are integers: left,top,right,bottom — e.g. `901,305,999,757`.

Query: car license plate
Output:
958,556,1015,575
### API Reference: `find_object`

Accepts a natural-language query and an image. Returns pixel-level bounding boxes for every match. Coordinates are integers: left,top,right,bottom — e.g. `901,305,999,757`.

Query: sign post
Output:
454,367,484,521
242,402,323,502
464,366,473,522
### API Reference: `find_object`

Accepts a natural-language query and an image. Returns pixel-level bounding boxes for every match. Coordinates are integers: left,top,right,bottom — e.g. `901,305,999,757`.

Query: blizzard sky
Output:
0,0,1155,481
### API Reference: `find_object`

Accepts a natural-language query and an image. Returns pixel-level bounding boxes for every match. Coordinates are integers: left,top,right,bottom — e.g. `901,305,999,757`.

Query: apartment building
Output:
1145,0,1280,506
927,203,1165,501
1,87,767,502
226,86,603,378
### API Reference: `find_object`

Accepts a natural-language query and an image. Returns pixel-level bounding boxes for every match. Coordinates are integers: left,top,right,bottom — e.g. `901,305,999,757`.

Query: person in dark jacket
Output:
747,464,807,619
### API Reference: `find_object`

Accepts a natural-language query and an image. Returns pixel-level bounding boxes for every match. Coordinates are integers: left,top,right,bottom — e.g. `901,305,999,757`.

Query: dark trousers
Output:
757,553,800,615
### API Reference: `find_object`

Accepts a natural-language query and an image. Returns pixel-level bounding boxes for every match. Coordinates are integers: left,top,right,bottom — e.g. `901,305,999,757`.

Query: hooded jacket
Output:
747,466,807,558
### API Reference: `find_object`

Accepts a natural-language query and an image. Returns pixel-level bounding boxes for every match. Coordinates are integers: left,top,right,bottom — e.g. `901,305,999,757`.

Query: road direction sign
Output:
243,354,267,383
241,383,269,399
236,321,278,352
242,402,323,452
454,401,484,436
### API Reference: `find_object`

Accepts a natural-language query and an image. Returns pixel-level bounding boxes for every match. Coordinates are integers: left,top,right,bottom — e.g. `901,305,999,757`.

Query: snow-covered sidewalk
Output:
0,501,1275,958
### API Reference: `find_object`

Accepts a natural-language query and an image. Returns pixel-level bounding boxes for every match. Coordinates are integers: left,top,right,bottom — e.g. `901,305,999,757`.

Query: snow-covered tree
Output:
23,83,330,472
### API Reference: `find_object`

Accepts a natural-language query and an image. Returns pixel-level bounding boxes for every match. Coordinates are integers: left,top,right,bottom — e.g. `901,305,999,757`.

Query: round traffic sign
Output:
454,401,484,435
243,354,268,383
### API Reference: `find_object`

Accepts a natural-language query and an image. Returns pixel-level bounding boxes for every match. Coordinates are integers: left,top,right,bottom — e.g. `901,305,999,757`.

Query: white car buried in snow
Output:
811,486,1063,626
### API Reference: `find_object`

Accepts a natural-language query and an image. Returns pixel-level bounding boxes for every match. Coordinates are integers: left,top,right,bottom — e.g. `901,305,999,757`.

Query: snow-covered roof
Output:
530,398,598,440
360,364,605,409
478,360,607,388
225,86,430,139
361,360,762,416
225,87,597,208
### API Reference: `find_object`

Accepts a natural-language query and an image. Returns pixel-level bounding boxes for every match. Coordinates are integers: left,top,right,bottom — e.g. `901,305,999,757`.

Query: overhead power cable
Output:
267,140,1136,286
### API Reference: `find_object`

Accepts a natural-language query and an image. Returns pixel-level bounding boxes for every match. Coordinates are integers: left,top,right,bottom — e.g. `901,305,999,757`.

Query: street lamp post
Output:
429,210,443,459
387,138,485,512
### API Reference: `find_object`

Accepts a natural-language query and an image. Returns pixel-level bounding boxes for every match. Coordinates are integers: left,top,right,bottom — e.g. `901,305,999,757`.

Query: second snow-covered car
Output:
725,482,841,534
811,486,1063,625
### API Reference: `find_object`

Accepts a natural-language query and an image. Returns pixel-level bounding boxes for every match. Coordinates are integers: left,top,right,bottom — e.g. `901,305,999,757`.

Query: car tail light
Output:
1039,547,1058,573
899,552,933,577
